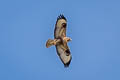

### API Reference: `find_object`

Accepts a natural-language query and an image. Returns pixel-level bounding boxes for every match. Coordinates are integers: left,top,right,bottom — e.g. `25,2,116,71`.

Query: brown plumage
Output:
46,14,72,67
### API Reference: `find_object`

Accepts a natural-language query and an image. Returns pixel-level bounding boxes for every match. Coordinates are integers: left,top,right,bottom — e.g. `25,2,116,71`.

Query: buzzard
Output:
46,14,72,67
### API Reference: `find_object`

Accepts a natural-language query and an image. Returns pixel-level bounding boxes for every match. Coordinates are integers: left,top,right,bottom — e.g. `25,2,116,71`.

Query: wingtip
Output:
57,14,67,21
64,61,71,68
64,56,72,68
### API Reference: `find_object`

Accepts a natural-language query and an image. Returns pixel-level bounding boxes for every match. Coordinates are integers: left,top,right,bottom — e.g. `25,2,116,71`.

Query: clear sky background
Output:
0,0,120,80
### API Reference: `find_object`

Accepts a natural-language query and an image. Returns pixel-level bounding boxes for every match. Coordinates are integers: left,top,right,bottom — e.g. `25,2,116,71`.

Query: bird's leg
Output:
63,37,72,43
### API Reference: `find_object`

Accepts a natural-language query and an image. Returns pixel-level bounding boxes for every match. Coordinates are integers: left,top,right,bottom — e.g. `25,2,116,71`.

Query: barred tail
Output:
46,39,54,48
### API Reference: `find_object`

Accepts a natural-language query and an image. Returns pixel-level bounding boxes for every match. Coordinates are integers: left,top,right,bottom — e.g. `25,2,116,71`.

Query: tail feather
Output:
46,39,54,48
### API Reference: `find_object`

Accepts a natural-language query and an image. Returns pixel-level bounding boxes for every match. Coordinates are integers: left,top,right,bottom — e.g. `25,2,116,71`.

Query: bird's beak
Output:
69,38,72,41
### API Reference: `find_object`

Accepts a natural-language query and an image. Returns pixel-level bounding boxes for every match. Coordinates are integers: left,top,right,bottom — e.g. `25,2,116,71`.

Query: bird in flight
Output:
46,14,72,67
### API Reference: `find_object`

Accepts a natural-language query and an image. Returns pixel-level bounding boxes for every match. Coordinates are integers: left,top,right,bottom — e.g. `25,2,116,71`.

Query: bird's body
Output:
46,15,72,67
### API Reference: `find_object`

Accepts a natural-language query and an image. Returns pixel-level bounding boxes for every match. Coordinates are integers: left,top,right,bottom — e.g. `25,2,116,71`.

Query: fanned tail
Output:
46,39,54,48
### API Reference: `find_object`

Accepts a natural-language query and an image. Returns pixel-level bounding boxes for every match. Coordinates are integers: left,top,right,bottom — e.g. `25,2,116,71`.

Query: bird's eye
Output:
62,23,66,28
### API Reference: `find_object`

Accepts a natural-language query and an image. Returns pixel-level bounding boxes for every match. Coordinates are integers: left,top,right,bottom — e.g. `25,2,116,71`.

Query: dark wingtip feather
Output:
64,56,72,68
57,14,67,21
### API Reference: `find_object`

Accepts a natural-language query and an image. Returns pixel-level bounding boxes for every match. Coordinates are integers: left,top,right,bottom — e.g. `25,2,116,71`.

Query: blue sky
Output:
0,0,120,80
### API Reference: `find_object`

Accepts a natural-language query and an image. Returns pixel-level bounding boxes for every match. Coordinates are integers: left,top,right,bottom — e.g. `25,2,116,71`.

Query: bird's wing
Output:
54,15,67,39
55,43,72,67
54,15,72,67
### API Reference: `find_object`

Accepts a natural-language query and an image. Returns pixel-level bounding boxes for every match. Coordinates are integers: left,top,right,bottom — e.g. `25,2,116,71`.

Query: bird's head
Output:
63,37,72,43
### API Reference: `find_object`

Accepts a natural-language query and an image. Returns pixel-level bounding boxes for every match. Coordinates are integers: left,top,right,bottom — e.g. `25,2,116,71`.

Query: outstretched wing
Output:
54,15,72,67
54,14,67,39
55,43,72,67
